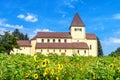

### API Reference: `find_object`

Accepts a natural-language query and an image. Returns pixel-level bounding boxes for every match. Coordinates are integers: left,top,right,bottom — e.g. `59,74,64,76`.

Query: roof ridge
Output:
70,12,85,27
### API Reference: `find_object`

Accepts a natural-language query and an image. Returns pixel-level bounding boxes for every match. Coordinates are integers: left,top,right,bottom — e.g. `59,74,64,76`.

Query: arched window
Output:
77,50,79,53
90,45,92,49
53,39,55,43
84,50,86,54
58,39,61,43
42,39,44,43
59,49,61,52
47,39,50,43
64,39,67,43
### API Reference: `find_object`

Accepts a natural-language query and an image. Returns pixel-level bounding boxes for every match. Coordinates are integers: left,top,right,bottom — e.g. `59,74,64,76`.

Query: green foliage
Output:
0,53,120,80
97,37,103,56
0,31,19,55
109,47,120,57
12,29,29,40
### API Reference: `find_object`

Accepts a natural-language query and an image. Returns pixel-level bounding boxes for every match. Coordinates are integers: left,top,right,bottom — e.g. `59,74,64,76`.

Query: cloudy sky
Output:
0,0,120,55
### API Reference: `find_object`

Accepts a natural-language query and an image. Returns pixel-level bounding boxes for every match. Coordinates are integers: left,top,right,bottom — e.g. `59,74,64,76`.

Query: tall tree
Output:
12,29,29,40
109,47,120,57
97,37,103,56
0,31,19,55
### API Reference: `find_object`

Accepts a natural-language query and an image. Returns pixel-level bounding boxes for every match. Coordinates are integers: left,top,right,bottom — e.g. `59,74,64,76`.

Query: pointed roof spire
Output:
70,12,85,27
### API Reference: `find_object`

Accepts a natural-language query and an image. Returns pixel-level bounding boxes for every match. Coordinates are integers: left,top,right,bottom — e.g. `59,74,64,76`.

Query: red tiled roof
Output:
36,32,72,38
86,34,97,40
36,42,89,49
31,32,97,40
17,40,31,47
31,35,37,40
70,12,85,27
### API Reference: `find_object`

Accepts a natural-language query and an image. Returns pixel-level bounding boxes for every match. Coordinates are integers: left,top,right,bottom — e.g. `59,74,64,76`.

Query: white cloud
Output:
102,37,120,44
0,19,23,29
110,37,120,44
33,28,53,33
64,1,74,8
0,28,7,34
63,0,78,8
17,14,25,18
113,13,120,20
101,37,120,55
17,13,38,22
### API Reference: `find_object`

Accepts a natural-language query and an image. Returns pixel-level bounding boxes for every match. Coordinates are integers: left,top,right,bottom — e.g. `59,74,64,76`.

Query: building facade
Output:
12,13,98,56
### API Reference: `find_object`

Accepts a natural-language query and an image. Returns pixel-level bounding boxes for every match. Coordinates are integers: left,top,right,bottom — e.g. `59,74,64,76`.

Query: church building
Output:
12,13,98,56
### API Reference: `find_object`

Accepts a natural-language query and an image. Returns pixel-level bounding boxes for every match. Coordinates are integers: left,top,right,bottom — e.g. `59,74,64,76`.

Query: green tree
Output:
12,29,29,40
0,31,19,55
109,47,120,57
97,37,103,56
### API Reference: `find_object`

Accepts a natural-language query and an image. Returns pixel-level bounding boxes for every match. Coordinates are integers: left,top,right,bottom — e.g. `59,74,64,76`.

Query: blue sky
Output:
0,0,120,55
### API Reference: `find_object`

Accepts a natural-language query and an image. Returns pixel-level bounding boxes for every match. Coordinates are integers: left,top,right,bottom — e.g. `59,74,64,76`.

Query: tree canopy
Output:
97,37,103,56
12,29,29,40
109,47,120,57
0,31,19,55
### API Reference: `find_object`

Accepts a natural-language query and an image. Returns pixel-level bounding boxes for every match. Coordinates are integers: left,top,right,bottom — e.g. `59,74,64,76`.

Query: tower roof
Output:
70,12,85,27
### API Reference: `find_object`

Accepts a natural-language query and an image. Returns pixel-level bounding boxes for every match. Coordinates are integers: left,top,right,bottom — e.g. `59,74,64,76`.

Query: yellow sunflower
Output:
33,55,38,62
56,77,59,80
117,67,120,72
24,73,29,78
57,64,63,70
43,68,50,77
43,72,47,77
51,68,54,75
45,68,50,73
109,63,114,68
44,59,50,64
33,73,39,79
41,60,46,67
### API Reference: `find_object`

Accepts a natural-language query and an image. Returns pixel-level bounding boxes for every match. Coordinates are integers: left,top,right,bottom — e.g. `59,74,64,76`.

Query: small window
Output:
84,50,86,54
64,39,67,43
90,45,92,49
59,49,61,52
47,39,50,43
53,39,55,43
58,39,61,43
53,49,55,52
65,50,66,52
74,28,82,31
77,50,79,53
47,49,49,52
42,39,44,43
41,49,42,52
79,28,82,31
74,28,77,31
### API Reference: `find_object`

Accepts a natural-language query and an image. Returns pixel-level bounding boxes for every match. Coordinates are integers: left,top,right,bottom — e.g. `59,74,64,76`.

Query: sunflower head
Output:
33,55,38,62
33,73,39,79
24,73,29,78
44,59,50,64
57,64,63,70
109,63,114,68
41,60,46,67
56,77,59,80
51,68,54,75
117,67,120,72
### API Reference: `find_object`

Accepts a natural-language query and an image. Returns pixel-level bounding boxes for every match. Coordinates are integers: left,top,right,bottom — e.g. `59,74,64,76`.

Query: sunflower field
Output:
0,53,120,80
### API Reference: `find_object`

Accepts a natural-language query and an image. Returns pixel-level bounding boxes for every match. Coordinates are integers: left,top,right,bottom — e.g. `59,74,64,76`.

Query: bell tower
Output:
70,12,86,40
